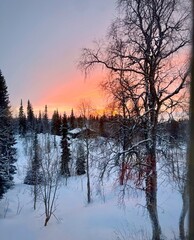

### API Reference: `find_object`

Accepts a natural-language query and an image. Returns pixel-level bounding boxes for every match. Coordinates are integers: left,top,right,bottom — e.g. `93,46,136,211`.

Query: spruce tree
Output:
0,70,16,198
60,113,70,177
43,105,49,133
37,111,43,134
69,109,75,129
27,100,35,132
24,131,42,185
76,143,86,175
51,110,61,136
77,115,84,128
18,99,27,137
99,114,106,137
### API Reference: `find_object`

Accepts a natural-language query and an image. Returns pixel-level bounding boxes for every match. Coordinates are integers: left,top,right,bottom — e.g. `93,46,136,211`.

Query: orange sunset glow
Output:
1,0,189,120
0,1,191,239
31,70,107,117
30,48,189,118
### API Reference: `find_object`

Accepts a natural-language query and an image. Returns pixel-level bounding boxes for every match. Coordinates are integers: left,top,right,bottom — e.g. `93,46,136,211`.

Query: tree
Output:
69,108,76,129
18,99,27,137
76,143,86,175
80,1,190,238
51,110,61,136
24,131,42,210
27,100,35,132
38,134,61,226
37,111,43,134
163,145,188,240
60,113,71,177
77,115,84,128
101,79,132,185
0,70,16,199
99,114,107,137
24,132,41,186
43,105,50,134
167,119,180,145
51,110,61,147
78,100,93,203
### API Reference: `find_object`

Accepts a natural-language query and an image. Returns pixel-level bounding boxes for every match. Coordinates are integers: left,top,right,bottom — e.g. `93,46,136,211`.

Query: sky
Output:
0,0,116,117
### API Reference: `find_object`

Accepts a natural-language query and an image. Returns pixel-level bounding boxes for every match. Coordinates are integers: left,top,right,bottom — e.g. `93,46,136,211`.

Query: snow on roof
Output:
68,127,86,134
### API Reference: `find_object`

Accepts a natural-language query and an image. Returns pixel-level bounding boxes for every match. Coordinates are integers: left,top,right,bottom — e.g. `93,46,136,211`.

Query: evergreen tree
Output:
60,113,70,177
77,115,84,128
18,99,27,137
43,105,49,133
69,109,75,129
51,110,61,136
24,131,42,185
0,70,16,198
76,143,86,175
168,119,180,144
37,111,43,134
99,114,107,137
27,100,35,132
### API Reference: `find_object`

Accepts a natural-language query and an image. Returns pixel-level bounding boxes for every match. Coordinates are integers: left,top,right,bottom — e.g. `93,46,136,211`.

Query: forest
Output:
0,0,192,240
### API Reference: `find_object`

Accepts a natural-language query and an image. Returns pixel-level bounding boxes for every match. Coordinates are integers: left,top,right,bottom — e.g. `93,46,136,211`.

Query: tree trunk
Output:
44,215,50,226
179,185,189,240
86,140,91,204
120,161,125,185
87,170,91,203
86,153,91,203
33,184,37,210
145,154,161,240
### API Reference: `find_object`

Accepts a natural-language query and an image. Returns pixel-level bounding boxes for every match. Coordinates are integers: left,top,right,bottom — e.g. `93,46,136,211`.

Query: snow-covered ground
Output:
0,135,184,240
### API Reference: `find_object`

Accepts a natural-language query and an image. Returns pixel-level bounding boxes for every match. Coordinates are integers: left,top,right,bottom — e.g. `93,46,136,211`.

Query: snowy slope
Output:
0,136,183,240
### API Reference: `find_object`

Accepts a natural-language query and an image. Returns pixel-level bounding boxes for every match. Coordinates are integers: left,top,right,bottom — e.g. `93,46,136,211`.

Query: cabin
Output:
68,127,97,139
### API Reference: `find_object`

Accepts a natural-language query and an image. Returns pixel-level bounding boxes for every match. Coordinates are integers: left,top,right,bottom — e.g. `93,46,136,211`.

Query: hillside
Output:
0,135,184,240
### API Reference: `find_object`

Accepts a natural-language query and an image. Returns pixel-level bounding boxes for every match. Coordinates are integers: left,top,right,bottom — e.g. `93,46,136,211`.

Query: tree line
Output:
0,0,191,237
0,66,189,234
79,0,190,239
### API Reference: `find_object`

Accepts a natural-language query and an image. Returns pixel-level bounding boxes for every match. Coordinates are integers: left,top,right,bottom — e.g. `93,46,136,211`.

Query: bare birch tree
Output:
77,100,94,204
79,0,191,239
39,134,61,226
162,144,188,240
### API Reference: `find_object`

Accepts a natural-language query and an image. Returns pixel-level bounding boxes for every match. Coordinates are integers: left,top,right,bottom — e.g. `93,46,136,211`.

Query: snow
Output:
69,128,86,134
0,135,185,240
